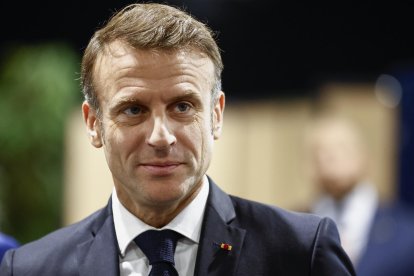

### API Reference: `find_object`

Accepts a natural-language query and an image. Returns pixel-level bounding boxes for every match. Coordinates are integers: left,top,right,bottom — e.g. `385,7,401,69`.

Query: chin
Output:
147,181,186,197
145,191,186,208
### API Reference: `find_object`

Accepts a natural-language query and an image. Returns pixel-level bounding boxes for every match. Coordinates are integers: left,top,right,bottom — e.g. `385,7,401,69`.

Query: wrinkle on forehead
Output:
98,40,212,73
93,40,215,97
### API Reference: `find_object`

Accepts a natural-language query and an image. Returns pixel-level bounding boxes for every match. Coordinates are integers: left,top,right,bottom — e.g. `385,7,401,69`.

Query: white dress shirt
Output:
112,176,209,276
311,182,378,265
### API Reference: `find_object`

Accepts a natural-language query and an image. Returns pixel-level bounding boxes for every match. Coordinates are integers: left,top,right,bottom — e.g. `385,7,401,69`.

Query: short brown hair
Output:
81,3,223,111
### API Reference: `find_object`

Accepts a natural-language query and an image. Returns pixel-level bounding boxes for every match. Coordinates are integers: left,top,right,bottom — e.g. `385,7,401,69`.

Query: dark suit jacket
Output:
0,178,355,275
357,202,414,276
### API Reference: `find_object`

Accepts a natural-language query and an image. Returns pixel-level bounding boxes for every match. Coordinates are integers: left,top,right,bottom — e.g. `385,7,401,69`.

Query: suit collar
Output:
194,177,246,276
77,199,120,276
206,176,236,223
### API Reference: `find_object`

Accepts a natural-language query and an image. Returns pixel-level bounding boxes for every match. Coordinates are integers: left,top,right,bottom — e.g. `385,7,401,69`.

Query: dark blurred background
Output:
2,0,414,98
1,0,413,243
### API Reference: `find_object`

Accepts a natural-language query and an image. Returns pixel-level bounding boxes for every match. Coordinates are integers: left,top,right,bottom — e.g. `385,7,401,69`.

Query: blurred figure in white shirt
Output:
306,114,414,276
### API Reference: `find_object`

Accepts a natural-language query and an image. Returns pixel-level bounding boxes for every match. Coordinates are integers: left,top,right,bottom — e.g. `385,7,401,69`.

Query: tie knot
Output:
134,229,182,265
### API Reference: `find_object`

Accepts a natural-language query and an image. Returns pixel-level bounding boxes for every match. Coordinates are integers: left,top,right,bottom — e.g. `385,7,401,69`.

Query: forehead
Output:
93,41,215,97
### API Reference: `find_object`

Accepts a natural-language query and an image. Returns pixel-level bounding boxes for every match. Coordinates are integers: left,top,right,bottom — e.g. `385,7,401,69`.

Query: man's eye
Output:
124,105,142,115
175,102,192,113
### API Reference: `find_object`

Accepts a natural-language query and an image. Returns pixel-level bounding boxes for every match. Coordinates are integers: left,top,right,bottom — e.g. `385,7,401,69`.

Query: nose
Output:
146,116,177,149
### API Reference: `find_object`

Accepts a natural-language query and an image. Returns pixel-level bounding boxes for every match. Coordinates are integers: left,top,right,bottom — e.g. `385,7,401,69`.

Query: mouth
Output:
139,162,183,176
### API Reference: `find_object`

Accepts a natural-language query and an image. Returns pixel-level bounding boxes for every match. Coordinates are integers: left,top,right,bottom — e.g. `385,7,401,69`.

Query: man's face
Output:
309,120,367,199
82,41,224,213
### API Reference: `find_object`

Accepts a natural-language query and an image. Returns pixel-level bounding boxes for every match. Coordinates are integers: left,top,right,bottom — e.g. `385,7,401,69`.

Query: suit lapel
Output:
77,200,120,276
194,178,246,276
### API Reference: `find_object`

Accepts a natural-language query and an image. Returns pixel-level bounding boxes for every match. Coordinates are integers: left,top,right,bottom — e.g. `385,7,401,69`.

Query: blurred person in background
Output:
306,114,414,276
0,232,19,261
0,2,355,275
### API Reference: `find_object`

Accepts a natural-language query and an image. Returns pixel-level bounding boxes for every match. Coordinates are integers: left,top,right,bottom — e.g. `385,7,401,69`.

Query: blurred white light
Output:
374,74,403,108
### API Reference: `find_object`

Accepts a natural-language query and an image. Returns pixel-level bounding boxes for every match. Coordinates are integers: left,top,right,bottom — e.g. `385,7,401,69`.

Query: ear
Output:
212,91,225,140
82,101,103,148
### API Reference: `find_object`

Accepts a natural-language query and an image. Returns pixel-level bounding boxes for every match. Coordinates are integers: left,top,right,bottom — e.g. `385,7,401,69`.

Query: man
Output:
0,3,355,275
306,114,414,276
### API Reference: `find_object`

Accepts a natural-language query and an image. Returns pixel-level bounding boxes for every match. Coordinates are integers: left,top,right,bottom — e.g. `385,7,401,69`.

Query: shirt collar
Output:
112,175,209,256
312,181,378,224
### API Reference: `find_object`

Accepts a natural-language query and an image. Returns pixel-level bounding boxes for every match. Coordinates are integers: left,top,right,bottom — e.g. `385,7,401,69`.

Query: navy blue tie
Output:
134,229,182,276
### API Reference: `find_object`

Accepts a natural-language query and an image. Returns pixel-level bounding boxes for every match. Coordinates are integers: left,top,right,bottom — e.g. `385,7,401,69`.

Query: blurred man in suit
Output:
1,3,355,275
306,114,414,276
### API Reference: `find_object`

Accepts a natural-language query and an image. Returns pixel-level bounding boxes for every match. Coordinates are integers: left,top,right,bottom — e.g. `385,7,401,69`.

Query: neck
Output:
116,183,202,228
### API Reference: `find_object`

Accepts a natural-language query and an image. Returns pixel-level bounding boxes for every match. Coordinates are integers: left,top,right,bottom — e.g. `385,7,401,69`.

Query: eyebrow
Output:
108,96,146,115
167,90,203,103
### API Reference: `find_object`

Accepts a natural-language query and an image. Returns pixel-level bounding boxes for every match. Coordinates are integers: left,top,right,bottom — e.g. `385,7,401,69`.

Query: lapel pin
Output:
220,243,232,251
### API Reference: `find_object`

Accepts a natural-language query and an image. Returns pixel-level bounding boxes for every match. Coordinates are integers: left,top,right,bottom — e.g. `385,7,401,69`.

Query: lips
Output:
139,161,182,176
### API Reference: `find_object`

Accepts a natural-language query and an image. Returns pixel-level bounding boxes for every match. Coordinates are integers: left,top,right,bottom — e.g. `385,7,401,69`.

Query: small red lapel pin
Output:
220,243,232,251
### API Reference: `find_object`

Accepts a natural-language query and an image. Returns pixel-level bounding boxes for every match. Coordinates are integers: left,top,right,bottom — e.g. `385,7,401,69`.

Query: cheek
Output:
103,124,144,160
175,117,213,157
195,117,215,160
